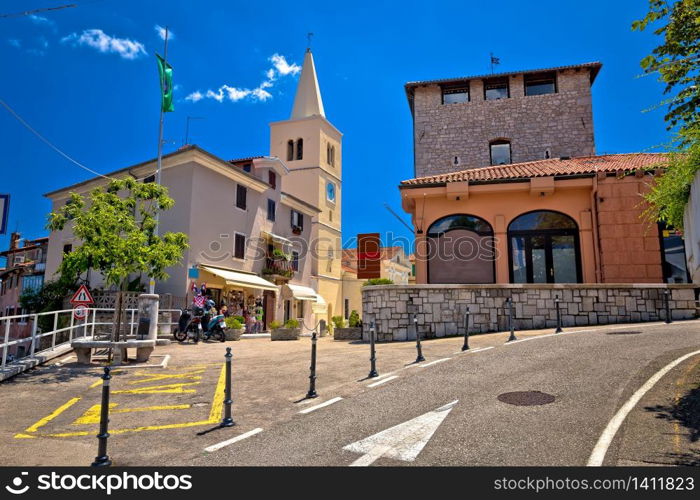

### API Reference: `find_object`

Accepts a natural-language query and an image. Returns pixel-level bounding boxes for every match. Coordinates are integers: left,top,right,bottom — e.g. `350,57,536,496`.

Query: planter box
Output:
225,328,244,341
271,328,300,341
334,327,362,340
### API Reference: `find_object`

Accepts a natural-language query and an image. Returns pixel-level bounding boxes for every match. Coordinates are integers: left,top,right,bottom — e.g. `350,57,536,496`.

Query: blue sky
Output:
0,0,671,259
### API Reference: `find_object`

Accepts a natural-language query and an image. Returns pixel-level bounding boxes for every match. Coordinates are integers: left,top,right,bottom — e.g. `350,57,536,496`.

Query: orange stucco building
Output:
400,154,689,285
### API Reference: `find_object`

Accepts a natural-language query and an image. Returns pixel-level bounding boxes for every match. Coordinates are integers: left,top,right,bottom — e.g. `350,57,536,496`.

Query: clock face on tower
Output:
326,182,336,202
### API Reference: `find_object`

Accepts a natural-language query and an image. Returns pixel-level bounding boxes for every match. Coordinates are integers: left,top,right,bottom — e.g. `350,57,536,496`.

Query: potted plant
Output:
224,317,244,341
334,310,363,340
271,319,301,340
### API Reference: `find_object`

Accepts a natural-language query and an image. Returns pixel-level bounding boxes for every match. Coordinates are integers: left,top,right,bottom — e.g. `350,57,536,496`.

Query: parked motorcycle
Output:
173,308,204,343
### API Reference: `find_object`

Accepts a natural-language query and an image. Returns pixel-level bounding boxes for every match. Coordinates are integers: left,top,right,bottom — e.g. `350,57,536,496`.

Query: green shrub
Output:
225,317,242,330
331,315,345,329
232,315,244,323
269,320,283,330
284,319,299,329
348,310,361,327
362,278,394,287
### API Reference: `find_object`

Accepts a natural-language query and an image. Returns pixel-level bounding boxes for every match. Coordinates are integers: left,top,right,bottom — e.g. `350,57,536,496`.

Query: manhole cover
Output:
497,391,556,406
606,330,642,335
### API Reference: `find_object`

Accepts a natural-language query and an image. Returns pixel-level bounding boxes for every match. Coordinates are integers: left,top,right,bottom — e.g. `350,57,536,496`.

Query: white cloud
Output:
29,15,55,27
8,39,21,49
187,53,300,105
61,29,147,60
38,36,49,49
185,91,204,102
269,53,301,76
154,25,174,41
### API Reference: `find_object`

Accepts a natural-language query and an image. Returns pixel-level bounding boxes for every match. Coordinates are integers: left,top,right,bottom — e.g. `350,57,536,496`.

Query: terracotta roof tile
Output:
400,153,668,187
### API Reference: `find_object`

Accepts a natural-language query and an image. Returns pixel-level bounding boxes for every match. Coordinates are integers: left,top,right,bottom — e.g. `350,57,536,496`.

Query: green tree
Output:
634,0,700,228
632,0,700,136
47,178,189,339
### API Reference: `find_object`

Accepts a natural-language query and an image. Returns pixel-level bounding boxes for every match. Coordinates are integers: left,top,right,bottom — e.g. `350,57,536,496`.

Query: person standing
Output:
254,300,264,333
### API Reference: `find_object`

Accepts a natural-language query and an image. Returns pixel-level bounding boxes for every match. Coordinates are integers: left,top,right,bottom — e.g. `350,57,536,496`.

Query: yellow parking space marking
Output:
112,382,199,394
15,363,227,438
15,397,81,439
88,369,124,388
127,370,205,385
73,403,191,425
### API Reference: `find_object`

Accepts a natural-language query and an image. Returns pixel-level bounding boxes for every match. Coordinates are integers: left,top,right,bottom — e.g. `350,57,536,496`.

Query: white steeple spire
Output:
290,49,325,120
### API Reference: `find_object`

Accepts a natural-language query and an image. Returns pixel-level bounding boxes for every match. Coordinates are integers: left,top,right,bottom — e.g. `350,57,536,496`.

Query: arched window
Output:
426,214,495,284
508,210,581,283
327,143,335,166
287,140,294,161
296,138,303,160
489,139,511,165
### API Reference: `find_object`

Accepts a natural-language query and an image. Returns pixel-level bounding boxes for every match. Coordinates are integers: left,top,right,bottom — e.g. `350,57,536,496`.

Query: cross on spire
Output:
307,32,314,51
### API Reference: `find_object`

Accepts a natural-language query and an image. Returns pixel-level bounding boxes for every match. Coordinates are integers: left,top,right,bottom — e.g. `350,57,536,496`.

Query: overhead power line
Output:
0,98,111,179
0,4,77,19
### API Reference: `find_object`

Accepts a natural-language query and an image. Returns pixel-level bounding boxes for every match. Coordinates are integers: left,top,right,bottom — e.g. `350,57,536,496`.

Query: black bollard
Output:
414,314,425,363
221,347,235,427
506,297,517,342
555,295,563,333
91,367,112,467
664,289,672,324
368,321,378,378
306,329,318,399
461,306,470,351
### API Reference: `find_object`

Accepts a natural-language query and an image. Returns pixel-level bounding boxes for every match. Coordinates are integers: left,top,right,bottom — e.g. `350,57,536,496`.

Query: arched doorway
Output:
427,214,495,284
508,210,581,283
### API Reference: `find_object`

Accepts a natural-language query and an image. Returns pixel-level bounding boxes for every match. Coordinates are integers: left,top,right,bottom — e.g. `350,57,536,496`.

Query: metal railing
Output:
0,308,182,372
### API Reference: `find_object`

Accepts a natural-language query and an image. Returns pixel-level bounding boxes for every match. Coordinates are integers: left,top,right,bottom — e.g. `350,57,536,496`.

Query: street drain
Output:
497,391,555,406
606,330,643,335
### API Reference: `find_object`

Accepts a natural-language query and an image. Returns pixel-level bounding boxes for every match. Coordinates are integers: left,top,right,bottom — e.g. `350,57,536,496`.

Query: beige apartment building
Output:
44,48,345,331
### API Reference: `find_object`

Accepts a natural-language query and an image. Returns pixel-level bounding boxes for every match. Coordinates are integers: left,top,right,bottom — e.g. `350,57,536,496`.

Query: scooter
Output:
173,308,203,343
202,312,226,342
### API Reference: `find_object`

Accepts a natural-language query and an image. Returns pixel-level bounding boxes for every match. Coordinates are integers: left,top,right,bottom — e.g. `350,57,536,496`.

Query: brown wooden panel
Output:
357,233,381,279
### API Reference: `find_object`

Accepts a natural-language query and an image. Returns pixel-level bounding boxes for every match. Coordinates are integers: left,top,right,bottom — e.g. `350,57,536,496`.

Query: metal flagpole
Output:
149,27,169,295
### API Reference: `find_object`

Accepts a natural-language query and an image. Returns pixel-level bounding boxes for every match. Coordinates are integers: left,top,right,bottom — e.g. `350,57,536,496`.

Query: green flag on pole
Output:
156,54,174,113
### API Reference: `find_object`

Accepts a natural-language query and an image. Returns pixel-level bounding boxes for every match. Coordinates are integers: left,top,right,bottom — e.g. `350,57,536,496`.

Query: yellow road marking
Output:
73,403,191,425
15,397,81,439
112,382,199,394
127,370,204,385
208,362,227,422
15,363,227,438
88,369,124,388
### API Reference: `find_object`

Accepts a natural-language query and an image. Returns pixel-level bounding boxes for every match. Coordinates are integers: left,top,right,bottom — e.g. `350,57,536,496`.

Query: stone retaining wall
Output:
361,284,699,342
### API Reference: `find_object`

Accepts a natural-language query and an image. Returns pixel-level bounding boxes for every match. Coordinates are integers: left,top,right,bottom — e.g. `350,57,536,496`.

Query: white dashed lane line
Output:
418,358,451,368
298,397,343,414
204,428,263,453
367,376,399,388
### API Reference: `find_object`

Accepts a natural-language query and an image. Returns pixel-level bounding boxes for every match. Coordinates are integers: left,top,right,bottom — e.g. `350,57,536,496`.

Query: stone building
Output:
359,61,697,340
406,62,600,178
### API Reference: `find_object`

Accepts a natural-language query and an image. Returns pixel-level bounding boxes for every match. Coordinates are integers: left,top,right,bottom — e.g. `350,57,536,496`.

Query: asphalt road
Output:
194,321,700,466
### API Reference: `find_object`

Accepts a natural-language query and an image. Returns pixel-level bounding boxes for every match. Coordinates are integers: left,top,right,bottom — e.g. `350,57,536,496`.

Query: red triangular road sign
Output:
70,284,94,305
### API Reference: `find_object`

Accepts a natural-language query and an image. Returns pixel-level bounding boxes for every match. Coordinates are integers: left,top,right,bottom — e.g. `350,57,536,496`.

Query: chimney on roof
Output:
559,156,571,161
9,232,20,250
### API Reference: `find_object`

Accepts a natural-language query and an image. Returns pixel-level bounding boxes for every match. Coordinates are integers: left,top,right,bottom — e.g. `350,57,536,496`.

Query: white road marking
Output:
456,346,495,355
419,358,451,367
587,348,700,466
345,400,458,466
372,371,396,380
367,375,399,388
298,396,343,414
204,428,263,453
